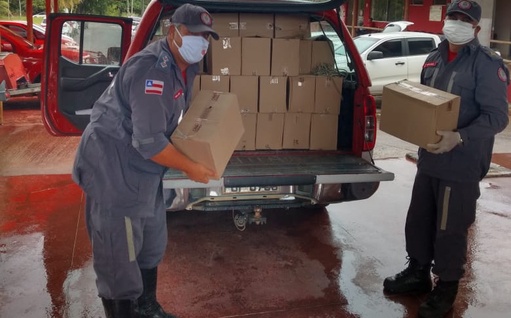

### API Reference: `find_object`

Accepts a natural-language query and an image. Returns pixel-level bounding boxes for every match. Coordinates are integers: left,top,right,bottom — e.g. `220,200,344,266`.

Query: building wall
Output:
494,0,511,58
407,0,446,34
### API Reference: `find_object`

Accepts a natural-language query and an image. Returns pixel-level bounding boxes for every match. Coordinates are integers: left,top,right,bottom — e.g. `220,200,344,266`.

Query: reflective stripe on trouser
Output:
404,172,479,281
85,194,168,300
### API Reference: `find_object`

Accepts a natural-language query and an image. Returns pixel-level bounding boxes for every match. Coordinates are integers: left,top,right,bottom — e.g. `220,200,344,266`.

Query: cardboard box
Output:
380,81,460,149
274,14,310,39
230,76,258,113
170,91,244,179
310,114,338,150
299,40,312,74
207,37,241,76
314,76,343,114
259,76,287,113
192,76,201,99
283,113,311,149
211,13,239,37
288,76,315,113
311,41,335,72
239,13,274,38
200,75,230,92
271,38,300,76
241,37,271,76
236,113,257,151
256,113,284,150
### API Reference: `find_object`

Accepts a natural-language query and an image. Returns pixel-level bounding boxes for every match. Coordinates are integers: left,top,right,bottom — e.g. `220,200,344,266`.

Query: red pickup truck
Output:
41,0,393,225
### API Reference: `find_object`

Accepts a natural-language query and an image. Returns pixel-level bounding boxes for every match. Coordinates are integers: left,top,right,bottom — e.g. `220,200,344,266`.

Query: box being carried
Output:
380,80,460,149
170,90,244,179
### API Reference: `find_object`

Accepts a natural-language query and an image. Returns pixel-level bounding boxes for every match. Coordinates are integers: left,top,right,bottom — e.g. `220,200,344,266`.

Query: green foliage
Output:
0,0,10,17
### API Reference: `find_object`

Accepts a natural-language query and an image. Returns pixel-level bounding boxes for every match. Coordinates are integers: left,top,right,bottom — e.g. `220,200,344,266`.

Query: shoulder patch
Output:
497,67,508,83
156,52,171,70
145,79,164,95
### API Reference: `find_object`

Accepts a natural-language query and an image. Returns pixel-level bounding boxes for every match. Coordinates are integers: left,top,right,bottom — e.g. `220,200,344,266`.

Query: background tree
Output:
0,0,11,17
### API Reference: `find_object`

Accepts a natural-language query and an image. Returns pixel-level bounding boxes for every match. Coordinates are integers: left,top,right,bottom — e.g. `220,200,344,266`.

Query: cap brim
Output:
447,10,479,22
187,24,219,40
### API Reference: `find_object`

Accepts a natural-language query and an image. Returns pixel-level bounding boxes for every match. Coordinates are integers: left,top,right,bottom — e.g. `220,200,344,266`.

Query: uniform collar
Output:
439,37,480,59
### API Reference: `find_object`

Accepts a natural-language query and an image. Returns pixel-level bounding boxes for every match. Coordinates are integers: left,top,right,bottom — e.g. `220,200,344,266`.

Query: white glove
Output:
426,131,462,154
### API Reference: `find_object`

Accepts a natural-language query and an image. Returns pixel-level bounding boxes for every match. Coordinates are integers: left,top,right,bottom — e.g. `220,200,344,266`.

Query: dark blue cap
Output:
446,0,482,23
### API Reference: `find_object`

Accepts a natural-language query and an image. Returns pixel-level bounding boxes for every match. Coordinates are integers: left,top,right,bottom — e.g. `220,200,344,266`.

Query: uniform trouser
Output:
84,195,168,300
405,172,480,281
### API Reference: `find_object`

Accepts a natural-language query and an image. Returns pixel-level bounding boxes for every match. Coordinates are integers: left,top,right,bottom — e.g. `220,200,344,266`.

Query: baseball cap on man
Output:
171,3,219,40
446,0,482,23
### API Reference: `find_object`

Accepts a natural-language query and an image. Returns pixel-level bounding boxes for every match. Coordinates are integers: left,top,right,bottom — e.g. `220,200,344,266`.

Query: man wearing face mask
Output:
72,3,218,318
383,1,509,317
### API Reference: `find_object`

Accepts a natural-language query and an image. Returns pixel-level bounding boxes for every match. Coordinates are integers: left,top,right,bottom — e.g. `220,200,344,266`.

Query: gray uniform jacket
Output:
418,38,509,182
72,39,199,217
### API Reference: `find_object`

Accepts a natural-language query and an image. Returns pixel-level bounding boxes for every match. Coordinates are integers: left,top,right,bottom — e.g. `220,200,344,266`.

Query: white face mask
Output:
173,27,209,64
442,19,476,45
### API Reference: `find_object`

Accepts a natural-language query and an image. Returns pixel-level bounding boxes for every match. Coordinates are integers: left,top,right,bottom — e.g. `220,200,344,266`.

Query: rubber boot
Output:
418,280,459,318
101,298,135,318
135,267,178,318
383,258,432,294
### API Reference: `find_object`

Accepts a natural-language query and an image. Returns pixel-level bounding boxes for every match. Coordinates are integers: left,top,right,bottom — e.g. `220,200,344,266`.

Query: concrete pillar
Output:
476,0,495,46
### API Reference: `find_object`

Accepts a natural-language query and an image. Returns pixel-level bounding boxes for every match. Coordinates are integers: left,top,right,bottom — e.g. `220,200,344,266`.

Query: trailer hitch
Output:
232,206,267,231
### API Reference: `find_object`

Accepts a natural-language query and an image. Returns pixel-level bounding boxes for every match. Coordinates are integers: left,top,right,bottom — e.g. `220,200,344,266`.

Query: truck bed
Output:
163,151,393,189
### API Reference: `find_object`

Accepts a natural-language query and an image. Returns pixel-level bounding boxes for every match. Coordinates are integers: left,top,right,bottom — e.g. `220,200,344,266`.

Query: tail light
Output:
363,94,377,151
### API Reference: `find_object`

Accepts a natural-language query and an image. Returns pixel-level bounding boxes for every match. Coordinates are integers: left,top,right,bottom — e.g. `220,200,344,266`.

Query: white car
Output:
32,12,46,18
335,31,441,99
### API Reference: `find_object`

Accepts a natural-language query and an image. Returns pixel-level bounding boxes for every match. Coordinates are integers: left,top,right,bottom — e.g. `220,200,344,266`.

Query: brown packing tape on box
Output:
380,80,460,149
171,90,244,179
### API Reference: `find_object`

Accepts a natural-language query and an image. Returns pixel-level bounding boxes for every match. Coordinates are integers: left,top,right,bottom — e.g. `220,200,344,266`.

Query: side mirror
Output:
367,51,384,60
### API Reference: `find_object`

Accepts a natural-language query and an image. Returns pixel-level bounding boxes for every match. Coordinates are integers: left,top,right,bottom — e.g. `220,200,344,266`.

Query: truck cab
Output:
41,0,394,220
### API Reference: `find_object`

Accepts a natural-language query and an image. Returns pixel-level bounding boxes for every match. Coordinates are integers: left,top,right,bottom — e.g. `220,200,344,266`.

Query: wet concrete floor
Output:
1,106,511,318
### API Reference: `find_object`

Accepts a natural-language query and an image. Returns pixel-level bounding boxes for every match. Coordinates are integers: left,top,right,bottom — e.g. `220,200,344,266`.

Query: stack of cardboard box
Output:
195,13,343,151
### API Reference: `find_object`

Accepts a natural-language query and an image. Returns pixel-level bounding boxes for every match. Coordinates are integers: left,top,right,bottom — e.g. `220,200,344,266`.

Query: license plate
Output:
224,186,280,194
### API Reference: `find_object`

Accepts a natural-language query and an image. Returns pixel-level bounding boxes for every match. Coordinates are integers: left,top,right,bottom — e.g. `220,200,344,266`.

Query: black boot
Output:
135,267,178,318
383,258,432,294
101,298,135,318
418,280,459,318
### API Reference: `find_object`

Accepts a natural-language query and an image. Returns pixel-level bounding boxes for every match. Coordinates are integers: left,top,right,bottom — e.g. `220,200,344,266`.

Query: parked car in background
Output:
382,21,414,33
0,20,77,47
0,25,99,83
32,12,46,18
40,17,46,28
335,31,441,99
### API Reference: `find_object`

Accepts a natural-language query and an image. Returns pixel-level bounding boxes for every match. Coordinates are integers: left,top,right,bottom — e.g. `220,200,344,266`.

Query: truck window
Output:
61,21,123,65
407,38,435,56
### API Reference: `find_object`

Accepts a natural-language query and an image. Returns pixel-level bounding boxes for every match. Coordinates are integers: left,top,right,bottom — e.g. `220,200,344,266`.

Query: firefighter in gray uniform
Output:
383,1,509,317
72,4,218,318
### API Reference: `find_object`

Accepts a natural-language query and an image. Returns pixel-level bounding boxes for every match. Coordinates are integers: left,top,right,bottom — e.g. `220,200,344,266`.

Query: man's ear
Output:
474,25,481,35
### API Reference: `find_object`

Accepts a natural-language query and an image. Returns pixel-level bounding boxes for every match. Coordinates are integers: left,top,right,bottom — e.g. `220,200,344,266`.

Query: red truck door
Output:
41,14,132,136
